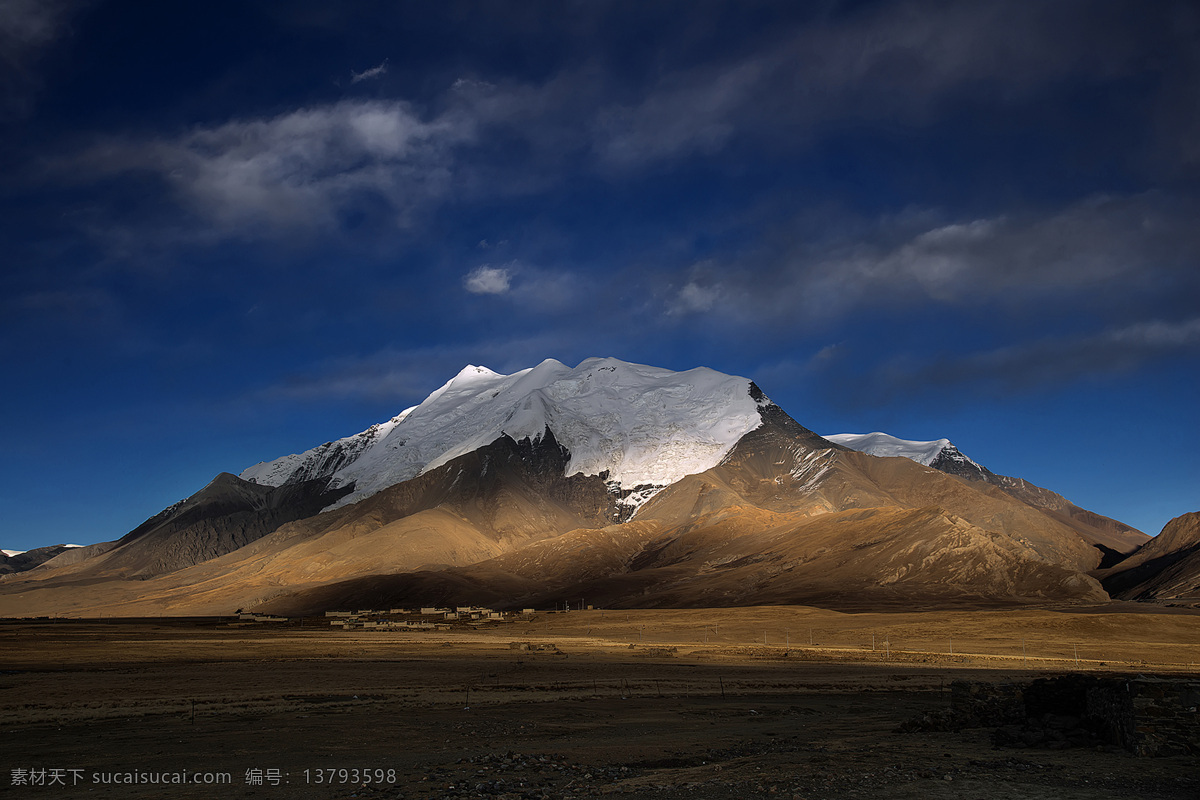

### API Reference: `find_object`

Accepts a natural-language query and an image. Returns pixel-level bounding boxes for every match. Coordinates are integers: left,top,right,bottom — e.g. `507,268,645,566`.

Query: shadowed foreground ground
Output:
2,605,1198,799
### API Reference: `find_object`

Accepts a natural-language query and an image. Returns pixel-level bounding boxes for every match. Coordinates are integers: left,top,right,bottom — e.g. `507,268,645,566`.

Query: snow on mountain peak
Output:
823,432,955,466
457,364,499,378
240,357,770,512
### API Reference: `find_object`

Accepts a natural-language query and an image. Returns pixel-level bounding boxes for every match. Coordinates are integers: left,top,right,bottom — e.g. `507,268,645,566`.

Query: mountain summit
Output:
823,432,989,480
0,357,1162,616
241,357,770,515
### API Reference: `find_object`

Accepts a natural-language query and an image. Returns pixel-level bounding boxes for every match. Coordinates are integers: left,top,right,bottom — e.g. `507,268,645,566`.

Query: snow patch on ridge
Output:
2,544,80,557
823,432,956,466
240,357,769,511
790,448,836,491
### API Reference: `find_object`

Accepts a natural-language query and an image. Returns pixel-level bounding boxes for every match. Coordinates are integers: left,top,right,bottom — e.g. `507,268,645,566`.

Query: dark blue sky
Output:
2,0,1197,551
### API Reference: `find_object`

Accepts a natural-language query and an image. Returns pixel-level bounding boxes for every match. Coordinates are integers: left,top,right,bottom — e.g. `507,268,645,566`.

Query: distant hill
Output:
1098,512,1200,600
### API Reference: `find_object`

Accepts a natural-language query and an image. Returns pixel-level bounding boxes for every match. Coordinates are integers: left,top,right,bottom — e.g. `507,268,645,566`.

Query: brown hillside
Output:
0,409,1122,617
1098,512,1200,600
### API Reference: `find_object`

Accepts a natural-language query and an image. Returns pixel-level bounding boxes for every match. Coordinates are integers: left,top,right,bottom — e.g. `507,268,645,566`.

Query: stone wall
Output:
1088,677,1200,757
912,675,1200,757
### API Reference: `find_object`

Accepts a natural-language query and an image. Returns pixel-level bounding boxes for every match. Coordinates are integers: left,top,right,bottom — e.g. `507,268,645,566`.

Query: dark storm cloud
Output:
865,317,1200,398
49,0,1195,240
591,0,1179,167
12,2,1200,379
666,193,1200,322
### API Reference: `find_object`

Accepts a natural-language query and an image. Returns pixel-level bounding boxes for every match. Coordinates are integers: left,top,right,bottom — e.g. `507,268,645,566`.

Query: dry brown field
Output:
2,603,1199,799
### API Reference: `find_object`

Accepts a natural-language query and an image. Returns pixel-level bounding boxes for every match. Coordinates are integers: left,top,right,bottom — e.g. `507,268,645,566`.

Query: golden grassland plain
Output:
2,604,1199,799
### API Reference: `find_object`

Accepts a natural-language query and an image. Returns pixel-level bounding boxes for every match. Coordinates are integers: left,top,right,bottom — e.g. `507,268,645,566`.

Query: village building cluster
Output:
321,607,538,630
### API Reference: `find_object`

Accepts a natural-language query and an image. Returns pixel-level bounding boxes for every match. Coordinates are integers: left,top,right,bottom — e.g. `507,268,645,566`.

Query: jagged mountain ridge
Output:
0,426,630,614
59,475,357,579
18,358,764,583
254,409,1109,615
0,357,1152,616
241,357,769,515
826,432,1148,557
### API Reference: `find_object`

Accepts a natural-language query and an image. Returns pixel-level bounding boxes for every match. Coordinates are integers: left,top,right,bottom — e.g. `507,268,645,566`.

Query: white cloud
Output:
670,281,721,315
80,99,476,232
464,264,512,295
350,60,388,84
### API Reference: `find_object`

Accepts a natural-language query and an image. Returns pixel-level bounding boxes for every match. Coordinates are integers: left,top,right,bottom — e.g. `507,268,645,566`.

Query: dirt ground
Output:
2,605,1199,799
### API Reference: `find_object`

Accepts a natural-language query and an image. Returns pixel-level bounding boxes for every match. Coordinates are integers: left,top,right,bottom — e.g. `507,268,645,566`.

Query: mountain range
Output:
1,357,1194,617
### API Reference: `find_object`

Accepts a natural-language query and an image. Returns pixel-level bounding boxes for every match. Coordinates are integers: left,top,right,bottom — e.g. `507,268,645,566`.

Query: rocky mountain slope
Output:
241,358,769,516
0,358,1153,617
0,544,84,575
253,408,1106,615
825,432,1149,560
41,475,357,579
1097,512,1200,600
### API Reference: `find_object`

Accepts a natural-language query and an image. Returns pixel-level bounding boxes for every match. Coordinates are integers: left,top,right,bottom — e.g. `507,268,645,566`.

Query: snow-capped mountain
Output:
241,357,770,513
827,431,1148,555
1,357,1159,616
822,432,990,480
